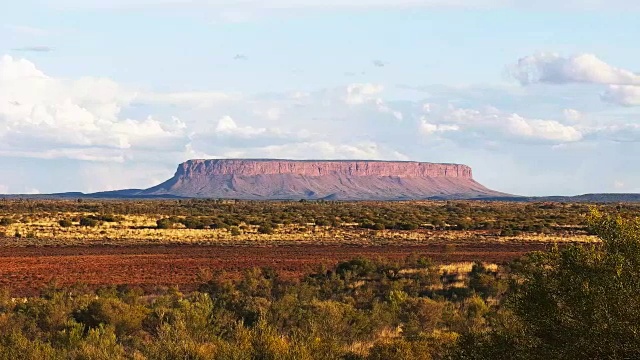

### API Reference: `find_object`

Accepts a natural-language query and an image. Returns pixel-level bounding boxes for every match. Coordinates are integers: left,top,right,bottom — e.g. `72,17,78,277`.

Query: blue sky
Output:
1,1,640,195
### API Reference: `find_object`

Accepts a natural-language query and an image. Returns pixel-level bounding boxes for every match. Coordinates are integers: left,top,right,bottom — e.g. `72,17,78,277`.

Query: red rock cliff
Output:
175,159,474,179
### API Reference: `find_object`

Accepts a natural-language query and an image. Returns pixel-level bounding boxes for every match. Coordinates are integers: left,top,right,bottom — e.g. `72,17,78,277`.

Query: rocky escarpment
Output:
140,159,507,200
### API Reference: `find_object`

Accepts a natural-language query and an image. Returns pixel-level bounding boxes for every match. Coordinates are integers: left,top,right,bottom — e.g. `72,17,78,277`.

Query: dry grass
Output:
0,212,599,247
438,262,499,275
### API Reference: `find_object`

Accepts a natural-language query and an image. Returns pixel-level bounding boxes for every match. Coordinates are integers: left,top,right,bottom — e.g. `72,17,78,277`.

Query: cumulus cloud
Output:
509,53,640,108
419,104,583,143
214,115,269,138
344,83,384,105
235,141,408,161
0,55,187,160
601,85,640,106
510,53,640,86
506,114,583,142
188,115,313,153
419,119,459,135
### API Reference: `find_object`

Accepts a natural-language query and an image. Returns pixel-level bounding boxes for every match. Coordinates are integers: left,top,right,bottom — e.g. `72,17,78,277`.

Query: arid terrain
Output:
0,199,615,296
0,242,554,296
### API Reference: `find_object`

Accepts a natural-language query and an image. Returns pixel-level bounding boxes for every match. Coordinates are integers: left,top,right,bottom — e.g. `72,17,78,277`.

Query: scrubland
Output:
0,199,611,246
0,200,637,359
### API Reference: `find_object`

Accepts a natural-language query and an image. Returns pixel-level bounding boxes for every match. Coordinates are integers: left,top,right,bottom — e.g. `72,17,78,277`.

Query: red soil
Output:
0,242,551,296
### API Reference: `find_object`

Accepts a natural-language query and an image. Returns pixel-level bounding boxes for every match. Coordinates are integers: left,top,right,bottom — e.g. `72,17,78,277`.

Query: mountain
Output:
4,159,640,202
133,159,509,200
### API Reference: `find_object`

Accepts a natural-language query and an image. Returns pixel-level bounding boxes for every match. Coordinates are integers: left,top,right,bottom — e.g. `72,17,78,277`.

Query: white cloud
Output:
0,55,190,161
376,99,403,120
419,104,583,144
510,53,640,86
601,85,640,106
214,115,269,138
344,83,384,105
240,141,408,161
419,119,459,135
506,114,583,143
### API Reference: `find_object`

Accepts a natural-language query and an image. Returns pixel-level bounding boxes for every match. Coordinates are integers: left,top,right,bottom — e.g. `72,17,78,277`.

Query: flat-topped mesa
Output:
176,159,474,179
142,158,504,200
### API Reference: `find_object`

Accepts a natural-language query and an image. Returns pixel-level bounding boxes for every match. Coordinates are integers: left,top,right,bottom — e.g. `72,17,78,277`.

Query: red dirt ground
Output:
0,242,553,296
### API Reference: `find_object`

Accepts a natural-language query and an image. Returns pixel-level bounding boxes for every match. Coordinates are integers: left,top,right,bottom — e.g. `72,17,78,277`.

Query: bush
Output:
58,219,73,228
94,214,123,223
74,298,149,338
395,222,419,231
79,217,99,227
180,217,205,229
230,227,241,236
257,224,274,235
372,223,386,231
0,218,14,226
156,218,175,229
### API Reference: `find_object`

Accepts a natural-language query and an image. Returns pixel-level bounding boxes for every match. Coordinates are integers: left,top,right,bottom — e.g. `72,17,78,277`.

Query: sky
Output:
1,1,640,196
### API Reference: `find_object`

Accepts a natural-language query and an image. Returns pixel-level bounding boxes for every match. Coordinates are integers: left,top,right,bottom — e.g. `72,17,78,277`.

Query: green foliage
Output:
0,217,14,226
367,339,433,360
257,224,275,234
79,217,99,227
468,262,505,299
58,219,73,228
74,297,149,338
0,198,621,237
457,211,640,359
156,218,175,229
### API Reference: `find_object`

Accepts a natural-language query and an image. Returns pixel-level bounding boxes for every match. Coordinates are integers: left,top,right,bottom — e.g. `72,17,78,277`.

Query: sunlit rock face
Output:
141,159,507,200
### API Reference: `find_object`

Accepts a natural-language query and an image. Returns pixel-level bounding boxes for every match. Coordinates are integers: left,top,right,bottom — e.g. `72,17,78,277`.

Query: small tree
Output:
460,211,640,359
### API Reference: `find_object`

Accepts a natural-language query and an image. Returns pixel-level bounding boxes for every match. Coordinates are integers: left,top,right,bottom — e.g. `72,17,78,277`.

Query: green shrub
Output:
58,219,73,228
156,218,175,229
257,224,274,235
79,217,99,227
